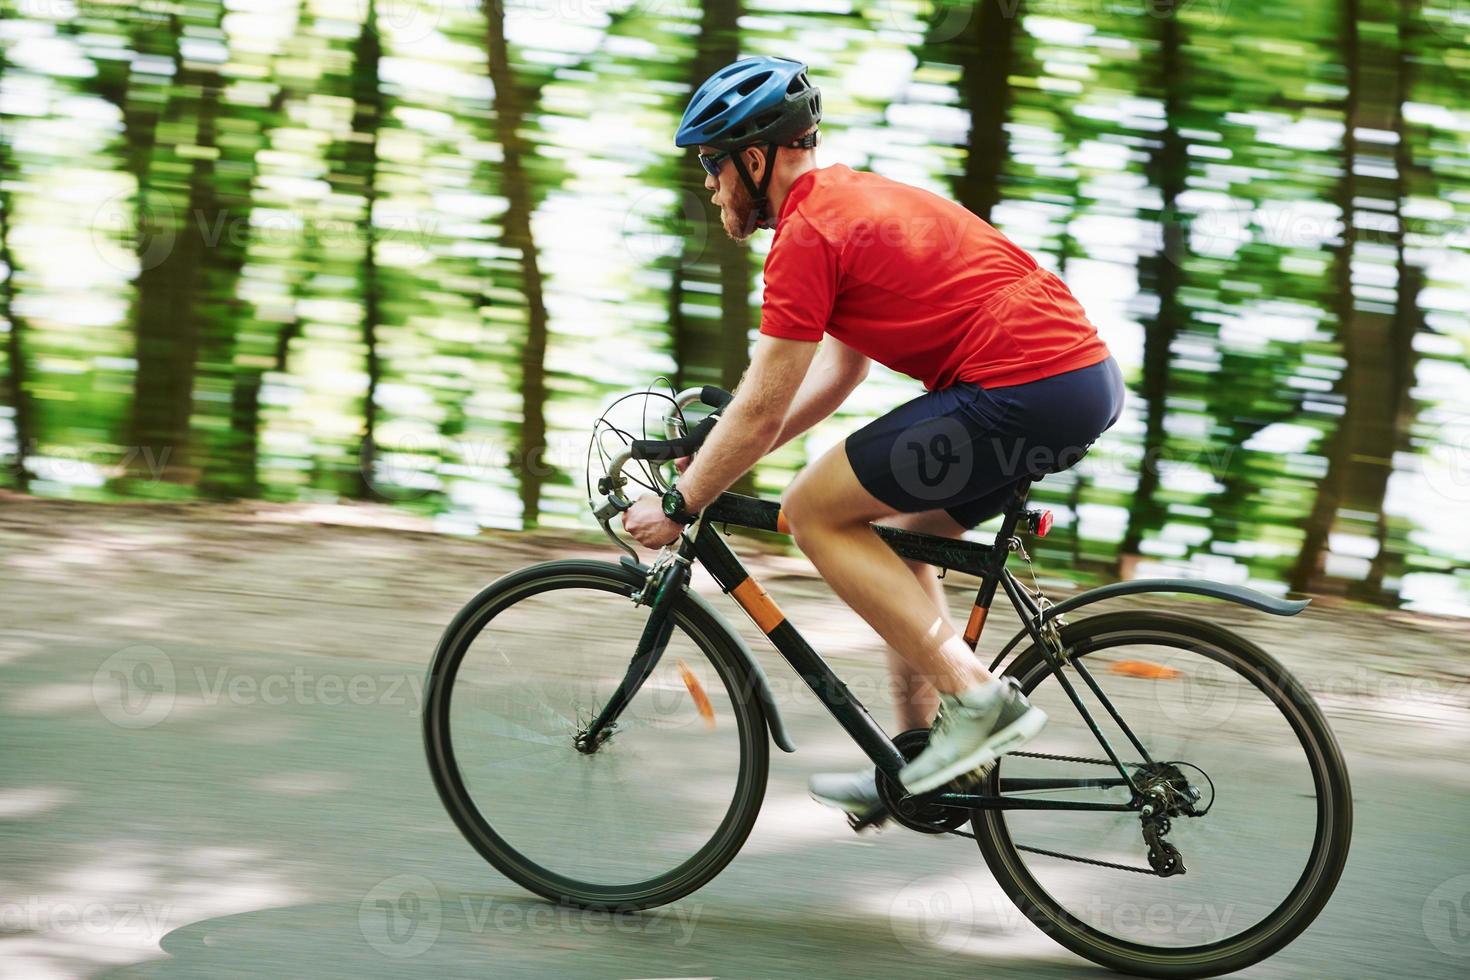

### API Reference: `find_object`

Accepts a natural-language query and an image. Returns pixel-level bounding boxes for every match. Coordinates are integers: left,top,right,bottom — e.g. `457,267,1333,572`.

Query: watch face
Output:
662,492,681,519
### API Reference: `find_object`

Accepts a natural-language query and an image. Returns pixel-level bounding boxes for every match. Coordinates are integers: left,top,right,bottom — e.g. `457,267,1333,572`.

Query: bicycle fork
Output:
575,549,691,753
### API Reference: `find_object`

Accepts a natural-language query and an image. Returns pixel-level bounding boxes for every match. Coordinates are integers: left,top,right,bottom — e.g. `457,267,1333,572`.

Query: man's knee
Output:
780,481,819,540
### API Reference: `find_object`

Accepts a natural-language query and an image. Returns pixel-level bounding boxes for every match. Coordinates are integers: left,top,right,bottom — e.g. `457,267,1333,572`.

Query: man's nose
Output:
704,173,716,192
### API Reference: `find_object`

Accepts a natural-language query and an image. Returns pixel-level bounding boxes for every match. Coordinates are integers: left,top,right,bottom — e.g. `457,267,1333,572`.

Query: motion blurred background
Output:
3,4,1470,979
0,0,1468,612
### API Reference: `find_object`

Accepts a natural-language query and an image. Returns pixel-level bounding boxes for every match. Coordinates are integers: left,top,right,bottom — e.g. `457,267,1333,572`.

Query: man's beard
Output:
718,177,759,242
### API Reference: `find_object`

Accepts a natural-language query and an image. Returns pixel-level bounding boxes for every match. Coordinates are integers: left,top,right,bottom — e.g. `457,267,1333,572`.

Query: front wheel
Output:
423,559,769,910
973,611,1352,978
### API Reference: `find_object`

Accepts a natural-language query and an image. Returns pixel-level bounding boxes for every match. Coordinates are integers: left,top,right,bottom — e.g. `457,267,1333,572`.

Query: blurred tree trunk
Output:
1118,9,1186,572
671,0,746,394
485,0,552,527
0,43,32,492
669,0,753,494
954,0,1017,221
347,0,384,500
1291,0,1418,600
126,4,229,486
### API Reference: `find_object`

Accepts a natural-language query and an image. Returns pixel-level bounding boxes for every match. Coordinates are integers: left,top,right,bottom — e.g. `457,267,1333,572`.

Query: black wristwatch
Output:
661,488,699,526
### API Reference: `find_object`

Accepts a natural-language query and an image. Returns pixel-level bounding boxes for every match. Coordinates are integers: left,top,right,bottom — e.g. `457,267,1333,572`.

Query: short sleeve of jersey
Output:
758,213,839,343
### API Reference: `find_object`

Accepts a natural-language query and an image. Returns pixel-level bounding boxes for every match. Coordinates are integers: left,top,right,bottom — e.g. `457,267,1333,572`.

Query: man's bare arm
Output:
770,335,869,452
675,334,818,512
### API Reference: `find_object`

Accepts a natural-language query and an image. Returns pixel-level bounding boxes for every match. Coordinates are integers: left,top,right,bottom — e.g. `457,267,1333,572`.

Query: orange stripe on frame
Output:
963,604,988,648
731,577,785,633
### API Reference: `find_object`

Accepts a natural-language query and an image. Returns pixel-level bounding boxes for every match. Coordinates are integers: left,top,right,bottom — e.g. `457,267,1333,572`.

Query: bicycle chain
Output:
930,751,1165,875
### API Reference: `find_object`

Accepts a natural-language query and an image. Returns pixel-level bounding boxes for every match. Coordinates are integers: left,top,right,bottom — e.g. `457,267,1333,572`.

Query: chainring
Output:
875,728,974,835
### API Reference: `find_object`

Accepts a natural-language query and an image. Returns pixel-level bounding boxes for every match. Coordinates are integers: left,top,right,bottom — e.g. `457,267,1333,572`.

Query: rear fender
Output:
986,578,1310,673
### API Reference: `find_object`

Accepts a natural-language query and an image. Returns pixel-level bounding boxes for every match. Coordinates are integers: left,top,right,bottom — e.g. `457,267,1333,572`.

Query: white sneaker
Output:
808,768,881,815
898,678,1047,795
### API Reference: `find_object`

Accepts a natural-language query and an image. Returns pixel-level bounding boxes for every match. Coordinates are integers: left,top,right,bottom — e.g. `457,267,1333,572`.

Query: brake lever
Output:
592,495,639,561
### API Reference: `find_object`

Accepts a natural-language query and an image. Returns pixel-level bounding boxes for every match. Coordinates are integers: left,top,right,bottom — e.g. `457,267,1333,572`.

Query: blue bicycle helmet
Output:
676,56,822,231
675,56,822,150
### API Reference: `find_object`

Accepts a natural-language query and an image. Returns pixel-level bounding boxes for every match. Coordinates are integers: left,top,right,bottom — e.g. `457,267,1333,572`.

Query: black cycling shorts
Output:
844,356,1125,529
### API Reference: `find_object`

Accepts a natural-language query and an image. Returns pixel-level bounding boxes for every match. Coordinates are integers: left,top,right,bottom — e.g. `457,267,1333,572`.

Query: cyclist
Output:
621,57,1125,820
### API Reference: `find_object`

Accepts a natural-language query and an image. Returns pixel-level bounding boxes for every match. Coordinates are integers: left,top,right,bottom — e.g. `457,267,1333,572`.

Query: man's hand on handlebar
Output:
621,495,684,549
606,384,730,552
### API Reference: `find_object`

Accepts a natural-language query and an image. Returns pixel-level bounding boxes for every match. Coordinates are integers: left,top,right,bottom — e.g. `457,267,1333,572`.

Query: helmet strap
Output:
731,141,781,234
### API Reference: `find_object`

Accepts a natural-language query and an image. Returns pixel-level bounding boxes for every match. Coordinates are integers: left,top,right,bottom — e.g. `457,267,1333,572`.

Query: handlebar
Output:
631,415,717,462
598,385,732,504
591,384,733,557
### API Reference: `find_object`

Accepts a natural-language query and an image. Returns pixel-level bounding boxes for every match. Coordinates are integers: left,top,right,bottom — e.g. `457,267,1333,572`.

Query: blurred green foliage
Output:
0,0,1467,613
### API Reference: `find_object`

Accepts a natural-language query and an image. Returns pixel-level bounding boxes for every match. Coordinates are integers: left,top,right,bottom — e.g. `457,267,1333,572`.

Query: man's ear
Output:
741,144,766,182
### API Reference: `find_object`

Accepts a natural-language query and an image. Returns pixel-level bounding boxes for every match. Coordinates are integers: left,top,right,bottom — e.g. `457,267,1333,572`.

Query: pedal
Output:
846,805,892,833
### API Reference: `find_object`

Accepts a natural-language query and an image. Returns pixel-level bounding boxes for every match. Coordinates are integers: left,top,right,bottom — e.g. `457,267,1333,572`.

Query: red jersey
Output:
759,165,1110,390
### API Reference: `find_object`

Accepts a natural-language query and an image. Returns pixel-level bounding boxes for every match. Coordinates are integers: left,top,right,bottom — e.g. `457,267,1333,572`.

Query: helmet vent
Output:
688,100,725,128
735,73,769,96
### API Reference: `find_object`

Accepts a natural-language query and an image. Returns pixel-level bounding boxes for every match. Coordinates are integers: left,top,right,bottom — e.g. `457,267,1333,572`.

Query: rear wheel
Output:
423,559,769,910
973,611,1352,978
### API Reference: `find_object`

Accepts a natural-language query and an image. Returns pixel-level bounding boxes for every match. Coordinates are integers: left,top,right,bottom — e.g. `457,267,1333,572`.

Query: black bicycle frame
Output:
664,483,1150,814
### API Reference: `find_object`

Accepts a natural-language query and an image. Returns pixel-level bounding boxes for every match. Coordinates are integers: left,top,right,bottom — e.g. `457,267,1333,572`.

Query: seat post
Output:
960,479,1034,651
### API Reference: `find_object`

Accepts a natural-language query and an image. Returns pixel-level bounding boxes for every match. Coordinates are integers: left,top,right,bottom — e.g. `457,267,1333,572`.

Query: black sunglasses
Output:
697,149,732,177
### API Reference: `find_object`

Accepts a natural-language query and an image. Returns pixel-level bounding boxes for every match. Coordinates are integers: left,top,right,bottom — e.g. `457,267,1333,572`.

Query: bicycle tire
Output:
423,559,770,911
973,610,1352,978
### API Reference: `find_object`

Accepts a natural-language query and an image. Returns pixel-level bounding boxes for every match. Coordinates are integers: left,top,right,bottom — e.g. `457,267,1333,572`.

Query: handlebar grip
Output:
630,415,718,462
700,386,734,411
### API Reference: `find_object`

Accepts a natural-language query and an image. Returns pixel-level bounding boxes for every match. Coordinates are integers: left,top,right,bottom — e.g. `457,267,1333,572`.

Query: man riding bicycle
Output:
622,56,1125,819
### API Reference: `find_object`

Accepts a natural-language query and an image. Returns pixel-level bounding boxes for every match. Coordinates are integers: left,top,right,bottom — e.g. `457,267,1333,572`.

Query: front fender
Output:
986,578,1311,673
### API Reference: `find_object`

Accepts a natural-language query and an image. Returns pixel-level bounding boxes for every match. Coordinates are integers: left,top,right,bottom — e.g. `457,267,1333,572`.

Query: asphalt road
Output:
2,501,1468,978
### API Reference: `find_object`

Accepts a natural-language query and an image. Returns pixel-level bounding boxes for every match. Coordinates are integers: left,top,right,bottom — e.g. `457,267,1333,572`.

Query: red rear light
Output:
1037,510,1053,536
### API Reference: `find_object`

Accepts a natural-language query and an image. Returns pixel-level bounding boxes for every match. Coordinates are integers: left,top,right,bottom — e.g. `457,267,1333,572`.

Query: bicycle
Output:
422,384,1352,978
